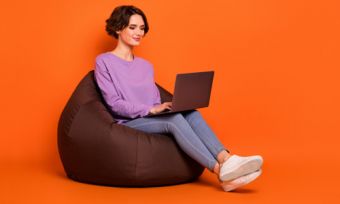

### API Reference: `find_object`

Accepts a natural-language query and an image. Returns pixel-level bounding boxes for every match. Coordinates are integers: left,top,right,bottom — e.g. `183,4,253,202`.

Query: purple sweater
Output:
94,52,161,124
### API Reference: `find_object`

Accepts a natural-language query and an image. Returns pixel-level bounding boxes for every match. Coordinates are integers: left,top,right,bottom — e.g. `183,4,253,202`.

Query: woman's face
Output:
117,14,145,47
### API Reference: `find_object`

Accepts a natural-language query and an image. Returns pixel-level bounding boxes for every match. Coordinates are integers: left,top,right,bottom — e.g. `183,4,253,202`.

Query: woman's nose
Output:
136,29,144,36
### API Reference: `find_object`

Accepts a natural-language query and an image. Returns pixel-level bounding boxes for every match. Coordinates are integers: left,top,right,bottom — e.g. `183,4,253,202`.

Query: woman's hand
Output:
149,102,172,115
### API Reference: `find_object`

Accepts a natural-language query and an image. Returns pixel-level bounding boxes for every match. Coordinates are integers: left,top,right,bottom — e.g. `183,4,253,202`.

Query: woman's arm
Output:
94,58,152,118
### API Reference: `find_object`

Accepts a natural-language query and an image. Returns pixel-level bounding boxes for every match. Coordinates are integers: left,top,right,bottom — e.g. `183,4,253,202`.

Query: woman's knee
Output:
190,110,201,117
166,113,187,126
184,110,202,121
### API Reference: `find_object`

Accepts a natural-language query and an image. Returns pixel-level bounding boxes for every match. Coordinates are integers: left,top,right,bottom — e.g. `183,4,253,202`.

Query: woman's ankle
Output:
213,162,220,175
217,150,231,164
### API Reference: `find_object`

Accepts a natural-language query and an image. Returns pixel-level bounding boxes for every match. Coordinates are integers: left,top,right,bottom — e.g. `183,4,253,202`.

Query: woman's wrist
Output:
149,107,155,115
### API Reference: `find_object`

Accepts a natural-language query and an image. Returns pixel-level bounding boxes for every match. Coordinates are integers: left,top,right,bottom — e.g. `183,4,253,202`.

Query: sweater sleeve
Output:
154,86,161,105
94,58,152,118
151,66,162,105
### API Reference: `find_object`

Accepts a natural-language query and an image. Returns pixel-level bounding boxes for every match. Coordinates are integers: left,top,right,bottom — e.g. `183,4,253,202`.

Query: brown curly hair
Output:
105,5,149,39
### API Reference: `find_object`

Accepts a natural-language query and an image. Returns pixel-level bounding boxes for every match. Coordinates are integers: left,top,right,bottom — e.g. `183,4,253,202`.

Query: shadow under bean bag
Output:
57,70,204,187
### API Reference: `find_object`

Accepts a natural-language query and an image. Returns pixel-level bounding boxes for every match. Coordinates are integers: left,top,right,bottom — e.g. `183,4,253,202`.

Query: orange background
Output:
1,0,339,203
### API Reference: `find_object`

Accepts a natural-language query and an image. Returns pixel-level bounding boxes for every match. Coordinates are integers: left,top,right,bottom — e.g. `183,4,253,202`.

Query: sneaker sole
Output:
219,156,262,181
222,169,262,192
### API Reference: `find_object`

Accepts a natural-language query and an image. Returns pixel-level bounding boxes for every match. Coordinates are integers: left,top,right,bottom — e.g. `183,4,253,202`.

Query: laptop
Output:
145,71,214,117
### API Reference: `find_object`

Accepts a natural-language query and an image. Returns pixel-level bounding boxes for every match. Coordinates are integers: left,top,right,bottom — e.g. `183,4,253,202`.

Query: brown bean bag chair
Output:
57,71,204,187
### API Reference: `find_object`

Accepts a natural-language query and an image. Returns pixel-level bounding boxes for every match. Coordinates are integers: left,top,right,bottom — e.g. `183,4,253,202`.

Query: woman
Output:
94,5,263,192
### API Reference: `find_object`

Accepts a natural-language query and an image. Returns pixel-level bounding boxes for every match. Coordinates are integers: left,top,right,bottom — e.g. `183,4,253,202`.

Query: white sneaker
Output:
221,169,262,192
219,154,263,181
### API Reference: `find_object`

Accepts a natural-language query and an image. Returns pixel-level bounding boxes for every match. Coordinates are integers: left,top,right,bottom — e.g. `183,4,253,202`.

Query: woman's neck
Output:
111,40,134,61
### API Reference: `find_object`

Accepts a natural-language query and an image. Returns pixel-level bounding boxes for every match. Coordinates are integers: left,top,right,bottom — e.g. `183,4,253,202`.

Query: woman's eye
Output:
129,26,144,31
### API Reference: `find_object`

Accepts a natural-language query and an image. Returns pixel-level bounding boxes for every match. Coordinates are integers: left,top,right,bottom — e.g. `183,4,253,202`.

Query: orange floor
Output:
1,156,339,204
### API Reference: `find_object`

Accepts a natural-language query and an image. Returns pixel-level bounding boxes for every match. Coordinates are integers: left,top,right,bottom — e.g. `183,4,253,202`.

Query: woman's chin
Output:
129,41,141,46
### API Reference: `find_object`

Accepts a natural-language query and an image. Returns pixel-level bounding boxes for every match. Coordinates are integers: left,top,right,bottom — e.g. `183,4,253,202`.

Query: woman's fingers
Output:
161,103,171,110
167,102,172,110
166,103,172,109
164,102,172,107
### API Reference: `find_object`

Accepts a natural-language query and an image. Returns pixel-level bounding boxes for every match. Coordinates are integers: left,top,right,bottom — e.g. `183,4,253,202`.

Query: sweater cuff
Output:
141,105,153,117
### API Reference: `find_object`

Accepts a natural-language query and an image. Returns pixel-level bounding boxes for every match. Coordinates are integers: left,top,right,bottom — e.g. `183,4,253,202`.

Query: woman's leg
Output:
122,113,218,172
179,111,264,190
181,110,230,162
123,112,263,192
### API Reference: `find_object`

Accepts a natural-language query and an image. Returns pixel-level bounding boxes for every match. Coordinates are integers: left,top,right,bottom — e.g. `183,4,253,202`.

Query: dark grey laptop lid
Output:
172,71,214,111
144,71,214,117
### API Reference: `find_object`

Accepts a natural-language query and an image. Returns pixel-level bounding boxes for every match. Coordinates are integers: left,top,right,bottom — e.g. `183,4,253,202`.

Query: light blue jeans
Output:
122,110,228,171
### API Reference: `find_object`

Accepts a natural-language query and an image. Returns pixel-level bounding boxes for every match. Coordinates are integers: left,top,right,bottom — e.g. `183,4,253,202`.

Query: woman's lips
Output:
133,38,140,41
